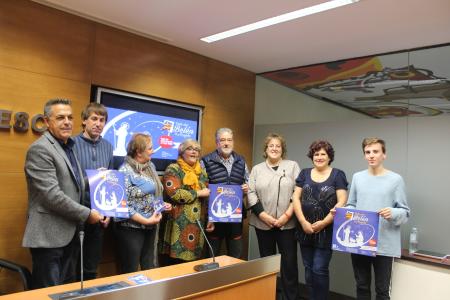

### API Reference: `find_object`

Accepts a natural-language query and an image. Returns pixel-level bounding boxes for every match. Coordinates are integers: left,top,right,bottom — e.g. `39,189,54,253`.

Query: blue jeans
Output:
300,245,333,300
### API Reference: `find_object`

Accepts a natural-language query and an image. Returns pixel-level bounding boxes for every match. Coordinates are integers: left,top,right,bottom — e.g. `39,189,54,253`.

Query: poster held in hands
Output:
208,184,243,223
332,207,379,257
153,196,166,214
86,169,129,218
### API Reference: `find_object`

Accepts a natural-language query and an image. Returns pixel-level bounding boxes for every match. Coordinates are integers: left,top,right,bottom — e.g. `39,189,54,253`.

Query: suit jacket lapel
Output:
44,131,80,190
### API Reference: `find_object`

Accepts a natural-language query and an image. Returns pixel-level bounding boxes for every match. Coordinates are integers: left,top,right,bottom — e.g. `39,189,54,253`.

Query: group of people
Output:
248,134,409,300
247,134,409,300
22,99,248,289
23,98,410,300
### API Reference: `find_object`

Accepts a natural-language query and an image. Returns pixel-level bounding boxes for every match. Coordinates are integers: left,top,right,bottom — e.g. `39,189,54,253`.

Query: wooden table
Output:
0,255,280,300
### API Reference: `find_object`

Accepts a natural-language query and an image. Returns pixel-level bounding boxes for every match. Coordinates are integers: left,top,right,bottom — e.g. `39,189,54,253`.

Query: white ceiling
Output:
34,0,450,73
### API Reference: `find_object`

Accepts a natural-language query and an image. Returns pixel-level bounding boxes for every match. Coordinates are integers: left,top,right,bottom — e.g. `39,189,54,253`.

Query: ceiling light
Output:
201,0,361,43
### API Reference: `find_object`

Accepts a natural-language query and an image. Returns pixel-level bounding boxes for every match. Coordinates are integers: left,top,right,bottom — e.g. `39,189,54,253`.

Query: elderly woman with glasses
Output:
159,139,211,264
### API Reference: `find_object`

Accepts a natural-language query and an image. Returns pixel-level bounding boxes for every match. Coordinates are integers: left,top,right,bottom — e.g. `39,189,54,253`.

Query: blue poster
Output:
153,196,166,214
208,184,243,223
332,207,379,257
86,169,129,218
101,107,198,160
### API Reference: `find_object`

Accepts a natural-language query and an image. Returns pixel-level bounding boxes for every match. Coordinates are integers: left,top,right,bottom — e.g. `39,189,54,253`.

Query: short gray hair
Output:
215,128,233,142
178,139,201,156
44,98,72,117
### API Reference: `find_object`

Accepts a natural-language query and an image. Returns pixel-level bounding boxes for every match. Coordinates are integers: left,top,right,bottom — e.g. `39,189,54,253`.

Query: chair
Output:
0,259,32,291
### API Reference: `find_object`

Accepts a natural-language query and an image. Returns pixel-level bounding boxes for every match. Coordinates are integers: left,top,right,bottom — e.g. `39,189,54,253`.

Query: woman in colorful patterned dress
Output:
160,139,211,264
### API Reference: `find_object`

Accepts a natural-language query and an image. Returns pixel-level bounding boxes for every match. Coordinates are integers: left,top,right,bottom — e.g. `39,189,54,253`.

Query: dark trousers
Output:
209,237,242,259
165,256,189,266
208,222,243,258
351,254,393,300
114,225,157,274
255,228,299,300
29,233,78,289
300,245,333,300
76,223,104,280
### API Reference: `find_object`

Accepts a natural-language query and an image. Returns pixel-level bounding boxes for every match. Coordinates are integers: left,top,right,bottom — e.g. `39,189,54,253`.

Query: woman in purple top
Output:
293,140,348,300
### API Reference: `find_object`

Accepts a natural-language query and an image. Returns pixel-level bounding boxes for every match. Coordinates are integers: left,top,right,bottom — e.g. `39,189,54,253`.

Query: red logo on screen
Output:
159,135,173,148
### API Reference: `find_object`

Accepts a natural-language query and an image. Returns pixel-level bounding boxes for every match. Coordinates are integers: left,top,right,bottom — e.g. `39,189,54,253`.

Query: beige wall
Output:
391,259,450,299
0,0,255,293
255,76,368,125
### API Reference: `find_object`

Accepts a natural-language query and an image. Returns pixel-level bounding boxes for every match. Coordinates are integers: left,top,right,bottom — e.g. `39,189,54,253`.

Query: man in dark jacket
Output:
201,128,249,258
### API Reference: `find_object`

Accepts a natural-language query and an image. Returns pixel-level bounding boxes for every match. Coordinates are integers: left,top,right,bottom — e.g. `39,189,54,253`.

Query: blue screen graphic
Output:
102,107,198,160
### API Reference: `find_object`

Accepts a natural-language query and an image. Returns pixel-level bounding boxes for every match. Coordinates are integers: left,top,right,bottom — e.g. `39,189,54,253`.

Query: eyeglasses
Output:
186,146,200,152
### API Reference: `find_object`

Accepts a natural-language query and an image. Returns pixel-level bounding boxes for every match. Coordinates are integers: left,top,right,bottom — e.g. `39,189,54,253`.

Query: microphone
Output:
275,170,286,218
79,229,85,292
193,219,219,272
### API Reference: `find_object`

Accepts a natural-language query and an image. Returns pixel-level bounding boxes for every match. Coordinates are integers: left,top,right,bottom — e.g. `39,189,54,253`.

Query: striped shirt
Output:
73,133,114,207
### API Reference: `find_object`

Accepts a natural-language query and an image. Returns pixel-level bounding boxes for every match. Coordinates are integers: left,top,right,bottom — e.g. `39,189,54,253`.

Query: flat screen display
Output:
94,87,202,173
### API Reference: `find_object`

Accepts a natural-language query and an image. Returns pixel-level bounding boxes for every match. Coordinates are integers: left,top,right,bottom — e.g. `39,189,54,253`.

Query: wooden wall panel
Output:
0,0,95,82
0,173,31,275
0,66,92,172
202,60,255,162
92,25,208,107
0,0,255,293
0,272,25,295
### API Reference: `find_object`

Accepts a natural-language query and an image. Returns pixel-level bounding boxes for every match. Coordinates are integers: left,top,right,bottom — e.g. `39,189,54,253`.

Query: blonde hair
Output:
127,133,151,158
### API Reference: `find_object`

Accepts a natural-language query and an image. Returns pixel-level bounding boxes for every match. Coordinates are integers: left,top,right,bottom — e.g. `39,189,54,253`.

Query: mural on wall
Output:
261,44,450,118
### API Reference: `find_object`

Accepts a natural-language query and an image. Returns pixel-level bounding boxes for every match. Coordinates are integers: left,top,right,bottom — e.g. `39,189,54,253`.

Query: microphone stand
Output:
194,219,220,272
79,229,85,293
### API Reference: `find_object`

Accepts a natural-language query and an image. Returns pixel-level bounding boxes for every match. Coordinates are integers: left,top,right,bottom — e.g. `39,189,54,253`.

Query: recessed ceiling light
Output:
201,0,361,43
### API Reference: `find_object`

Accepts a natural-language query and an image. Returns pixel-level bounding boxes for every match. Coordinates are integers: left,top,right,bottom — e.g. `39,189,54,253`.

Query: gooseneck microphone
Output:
194,219,219,272
275,169,286,218
79,229,85,292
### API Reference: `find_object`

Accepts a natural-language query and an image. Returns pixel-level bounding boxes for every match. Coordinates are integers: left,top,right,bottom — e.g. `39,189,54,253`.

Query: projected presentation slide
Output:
102,107,198,161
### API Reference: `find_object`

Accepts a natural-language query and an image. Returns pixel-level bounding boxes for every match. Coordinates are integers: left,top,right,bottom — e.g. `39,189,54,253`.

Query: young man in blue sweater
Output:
74,103,113,280
347,138,410,300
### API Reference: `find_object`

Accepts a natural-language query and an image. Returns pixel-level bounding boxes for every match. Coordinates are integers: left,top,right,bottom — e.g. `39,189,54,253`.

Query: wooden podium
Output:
0,255,280,299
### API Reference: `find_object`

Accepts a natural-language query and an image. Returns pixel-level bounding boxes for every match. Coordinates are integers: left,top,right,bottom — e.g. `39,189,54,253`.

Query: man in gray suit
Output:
22,99,103,289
